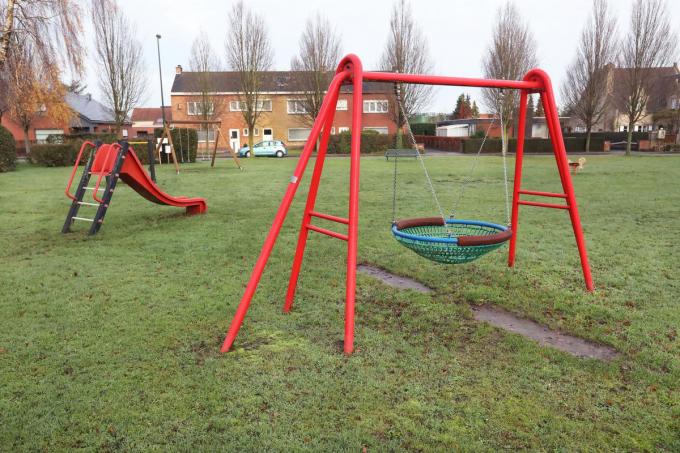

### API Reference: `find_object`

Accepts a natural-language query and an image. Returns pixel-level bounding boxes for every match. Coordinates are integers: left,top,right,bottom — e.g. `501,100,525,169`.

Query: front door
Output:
263,128,273,141
229,129,240,153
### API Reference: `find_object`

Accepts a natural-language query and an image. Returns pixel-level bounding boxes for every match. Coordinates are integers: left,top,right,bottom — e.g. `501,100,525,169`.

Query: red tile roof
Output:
131,107,172,123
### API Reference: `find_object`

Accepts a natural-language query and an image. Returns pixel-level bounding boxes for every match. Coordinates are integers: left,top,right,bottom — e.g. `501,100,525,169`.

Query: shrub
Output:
327,130,394,154
410,123,436,136
0,125,17,172
154,128,197,163
30,143,79,167
126,139,156,165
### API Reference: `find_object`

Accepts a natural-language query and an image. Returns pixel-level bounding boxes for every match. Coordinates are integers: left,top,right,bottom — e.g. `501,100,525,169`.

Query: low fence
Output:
413,135,463,151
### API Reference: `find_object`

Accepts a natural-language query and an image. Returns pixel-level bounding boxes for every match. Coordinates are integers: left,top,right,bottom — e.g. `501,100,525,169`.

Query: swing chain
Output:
394,80,449,228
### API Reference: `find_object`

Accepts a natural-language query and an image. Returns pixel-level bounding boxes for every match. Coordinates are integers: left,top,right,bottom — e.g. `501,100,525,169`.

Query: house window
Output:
288,128,312,142
331,127,336,134
336,99,348,111
187,101,214,116
287,99,308,114
243,128,249,137
229,99,272,112
253,128,260,136
670,97,678,109
35,129,64,144
338,127,349,133
197,129,217,142
363,126,389,134
363,100,388,113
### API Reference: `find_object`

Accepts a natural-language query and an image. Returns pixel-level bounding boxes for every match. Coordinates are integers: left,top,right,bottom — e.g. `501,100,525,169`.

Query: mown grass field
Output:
0,154,678,451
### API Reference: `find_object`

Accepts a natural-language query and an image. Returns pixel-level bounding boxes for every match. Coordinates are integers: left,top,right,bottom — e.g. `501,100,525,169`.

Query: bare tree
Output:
189,32,223,158
562,0,618,152
225,1,273,155
6,40,72,154
291,12,342,127
91,0,147,132
482,2,537,136
0,0,83,72
618,0,678,155
380,0,433,147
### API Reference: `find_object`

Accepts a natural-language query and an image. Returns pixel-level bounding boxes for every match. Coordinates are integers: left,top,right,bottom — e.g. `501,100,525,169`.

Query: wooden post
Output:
216,125,243,171
154,124,180,174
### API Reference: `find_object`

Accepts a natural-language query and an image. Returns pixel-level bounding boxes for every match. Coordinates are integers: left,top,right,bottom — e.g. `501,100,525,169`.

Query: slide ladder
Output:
63,141,206,235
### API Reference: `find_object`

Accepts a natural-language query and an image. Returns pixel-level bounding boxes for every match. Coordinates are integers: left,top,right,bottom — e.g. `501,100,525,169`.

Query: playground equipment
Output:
390,84,513,264
63,141,207,235
220,54,594,355
155,120,243,171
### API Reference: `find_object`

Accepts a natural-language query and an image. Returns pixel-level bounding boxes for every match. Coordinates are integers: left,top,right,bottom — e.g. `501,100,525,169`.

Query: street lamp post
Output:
156,34,167,156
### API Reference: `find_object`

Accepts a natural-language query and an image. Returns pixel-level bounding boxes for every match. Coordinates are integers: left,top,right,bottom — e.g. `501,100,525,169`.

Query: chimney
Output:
176,65,183,74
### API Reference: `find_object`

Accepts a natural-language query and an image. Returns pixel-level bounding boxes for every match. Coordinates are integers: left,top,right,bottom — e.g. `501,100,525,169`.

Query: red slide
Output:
120,148,207,215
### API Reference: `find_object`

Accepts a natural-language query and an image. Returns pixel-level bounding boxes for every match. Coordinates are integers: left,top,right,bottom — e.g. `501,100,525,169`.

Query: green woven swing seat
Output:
392,217,512,264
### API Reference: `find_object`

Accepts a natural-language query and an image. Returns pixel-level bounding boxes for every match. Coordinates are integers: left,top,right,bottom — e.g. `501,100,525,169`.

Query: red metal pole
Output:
530,69,594,291
221,70,351,352
344,56,364,354
284,88,341,311
364,71,542,91
509,90,528,267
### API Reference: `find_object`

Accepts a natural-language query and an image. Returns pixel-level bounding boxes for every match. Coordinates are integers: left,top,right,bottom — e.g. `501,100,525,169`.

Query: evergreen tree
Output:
453,94,465,119
471,101,479,118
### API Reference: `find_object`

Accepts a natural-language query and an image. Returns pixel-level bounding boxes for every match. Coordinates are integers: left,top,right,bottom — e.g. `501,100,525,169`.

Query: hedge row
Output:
30,138,157,167
462,137,606,153
30,143,79,166
327,130,394,154
154,128,197,163
409,123,436,136
126,140,156,165
0,125,17,172
563,131,648,142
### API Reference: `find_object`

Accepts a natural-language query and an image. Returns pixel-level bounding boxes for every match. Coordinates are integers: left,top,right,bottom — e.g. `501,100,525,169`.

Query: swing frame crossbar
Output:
220,54,594,355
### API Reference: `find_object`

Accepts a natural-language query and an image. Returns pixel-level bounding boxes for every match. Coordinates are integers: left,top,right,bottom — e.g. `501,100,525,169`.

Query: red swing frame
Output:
221,54,594,355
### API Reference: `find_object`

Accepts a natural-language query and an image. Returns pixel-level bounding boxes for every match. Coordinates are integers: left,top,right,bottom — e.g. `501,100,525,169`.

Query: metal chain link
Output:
395,82,448,228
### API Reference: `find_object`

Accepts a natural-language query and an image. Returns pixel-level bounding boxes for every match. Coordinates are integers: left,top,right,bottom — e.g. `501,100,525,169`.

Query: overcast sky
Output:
80,0,680,114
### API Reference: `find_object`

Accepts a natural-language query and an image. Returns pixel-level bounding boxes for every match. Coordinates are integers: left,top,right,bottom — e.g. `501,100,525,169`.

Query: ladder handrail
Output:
92,143,121,203
65,141,97,201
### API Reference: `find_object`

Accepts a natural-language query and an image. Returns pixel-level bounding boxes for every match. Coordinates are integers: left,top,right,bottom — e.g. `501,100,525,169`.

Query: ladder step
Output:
518,189,567,199
309,211,349,225
307,224,348,241
84,187,105,192
77,201,100,207
72,216,95,222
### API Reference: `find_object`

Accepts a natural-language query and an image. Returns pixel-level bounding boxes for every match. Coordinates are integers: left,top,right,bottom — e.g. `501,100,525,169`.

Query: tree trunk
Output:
585,127,591,153
23,126,31,156
0,0,16,70
626,122,633,156
248,128,254,158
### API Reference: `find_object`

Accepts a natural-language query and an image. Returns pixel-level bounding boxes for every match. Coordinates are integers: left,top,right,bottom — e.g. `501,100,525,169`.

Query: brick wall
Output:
170,92,397,148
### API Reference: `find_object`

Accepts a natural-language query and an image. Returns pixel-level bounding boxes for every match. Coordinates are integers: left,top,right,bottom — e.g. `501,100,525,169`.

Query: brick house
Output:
565,63,680,134
169,65,396,149
129,107,172,138
1,91,124,154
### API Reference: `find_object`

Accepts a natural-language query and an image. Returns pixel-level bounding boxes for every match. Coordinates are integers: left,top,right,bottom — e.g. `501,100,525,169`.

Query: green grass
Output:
1,154,678,451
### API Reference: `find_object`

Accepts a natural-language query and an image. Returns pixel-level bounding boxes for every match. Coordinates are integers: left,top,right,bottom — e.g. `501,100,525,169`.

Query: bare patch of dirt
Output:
472,305,620,361
357,264,432,294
